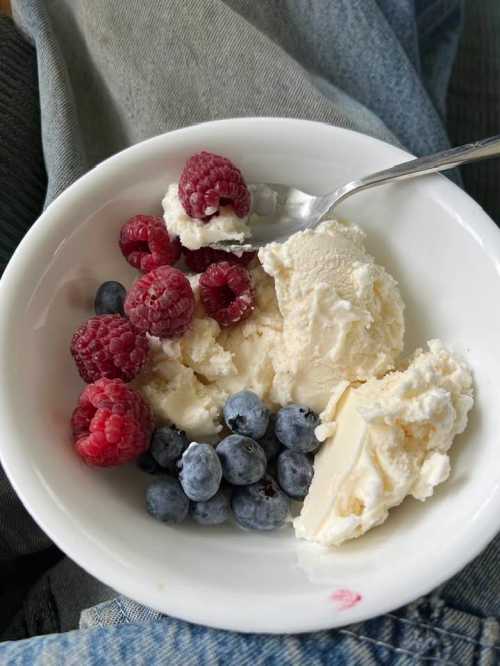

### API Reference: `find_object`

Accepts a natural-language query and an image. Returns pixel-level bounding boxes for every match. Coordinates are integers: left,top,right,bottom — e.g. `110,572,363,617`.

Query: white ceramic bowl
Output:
0,118,499,634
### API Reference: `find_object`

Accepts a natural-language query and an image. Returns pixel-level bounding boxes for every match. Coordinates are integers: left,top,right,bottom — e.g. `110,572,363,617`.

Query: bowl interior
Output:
1,119,499,633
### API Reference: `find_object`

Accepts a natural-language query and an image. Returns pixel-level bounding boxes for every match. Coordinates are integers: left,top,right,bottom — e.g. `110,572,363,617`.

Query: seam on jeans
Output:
115,597,131,625
339,628,456,664
387,613,500,652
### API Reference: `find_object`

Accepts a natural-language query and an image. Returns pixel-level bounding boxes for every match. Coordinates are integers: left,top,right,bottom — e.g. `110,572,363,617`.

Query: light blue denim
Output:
12,0,463,206
2,0,500,663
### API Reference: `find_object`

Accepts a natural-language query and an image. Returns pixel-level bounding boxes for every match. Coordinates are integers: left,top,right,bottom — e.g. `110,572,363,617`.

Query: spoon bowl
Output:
212,135,500,252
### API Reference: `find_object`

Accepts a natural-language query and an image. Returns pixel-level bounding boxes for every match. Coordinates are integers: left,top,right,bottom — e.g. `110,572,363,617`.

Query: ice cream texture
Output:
137,208,473,545
259,220,405,413
162,184,251,250
294,340,474,546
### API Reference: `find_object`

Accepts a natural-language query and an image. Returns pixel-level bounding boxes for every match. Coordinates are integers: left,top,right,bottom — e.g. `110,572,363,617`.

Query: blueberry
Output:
151,426,188,472
94,281,127,315
232,475,289,530
216,434,267,485
146,477,189,523
275,405,320,453
258,415,281,461
179,443,222,502
277,450,314,499
190,489,231,526
136,450,162,475
223,390,270,439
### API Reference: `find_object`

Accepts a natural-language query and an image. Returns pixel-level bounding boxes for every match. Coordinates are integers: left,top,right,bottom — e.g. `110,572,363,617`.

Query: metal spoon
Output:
210,135,500,252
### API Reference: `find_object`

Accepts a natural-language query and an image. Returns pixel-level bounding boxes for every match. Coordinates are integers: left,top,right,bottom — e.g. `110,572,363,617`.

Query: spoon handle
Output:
327,134,500,211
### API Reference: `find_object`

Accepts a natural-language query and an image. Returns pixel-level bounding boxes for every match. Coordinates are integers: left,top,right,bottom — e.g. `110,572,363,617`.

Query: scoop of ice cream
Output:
259,220,405,414
294,340,474,546
134,267,282,439
162,183,251,250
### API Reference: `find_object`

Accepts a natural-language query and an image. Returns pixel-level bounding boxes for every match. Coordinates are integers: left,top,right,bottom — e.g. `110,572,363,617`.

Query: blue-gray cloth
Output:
1,0,500,663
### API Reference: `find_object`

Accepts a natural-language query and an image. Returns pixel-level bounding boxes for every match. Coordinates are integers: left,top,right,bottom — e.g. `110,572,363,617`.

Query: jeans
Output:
1,0,500,663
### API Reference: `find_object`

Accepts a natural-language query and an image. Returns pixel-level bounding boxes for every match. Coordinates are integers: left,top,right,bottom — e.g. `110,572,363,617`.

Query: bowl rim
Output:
1,117,500,634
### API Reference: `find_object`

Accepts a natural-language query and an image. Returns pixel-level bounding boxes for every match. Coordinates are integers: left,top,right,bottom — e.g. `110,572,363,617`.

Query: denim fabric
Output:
2,0,500,663
4,596,500,665
12,0,463,206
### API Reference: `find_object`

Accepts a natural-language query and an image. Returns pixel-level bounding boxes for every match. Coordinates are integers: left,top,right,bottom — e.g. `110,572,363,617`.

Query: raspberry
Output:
71,378,153,466
71,315,149,383
178,151,251,220
199,261,255,327
125,265,194,338
183,246,256,273
119,214,181,273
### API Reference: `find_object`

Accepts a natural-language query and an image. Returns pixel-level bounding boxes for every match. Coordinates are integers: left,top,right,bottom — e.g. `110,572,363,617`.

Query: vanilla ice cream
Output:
162,184,251,250
294,340,474,546
259,220,405,413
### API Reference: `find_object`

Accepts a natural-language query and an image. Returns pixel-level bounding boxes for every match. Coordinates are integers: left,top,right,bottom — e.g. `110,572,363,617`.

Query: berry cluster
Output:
140,390,320,531
69,152,257,468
